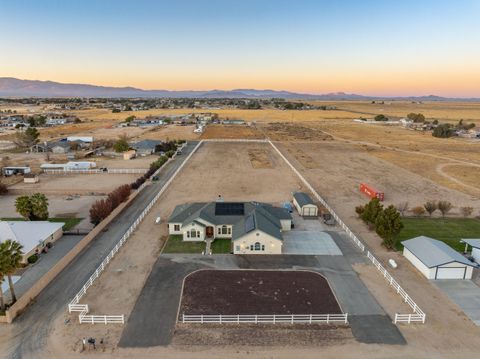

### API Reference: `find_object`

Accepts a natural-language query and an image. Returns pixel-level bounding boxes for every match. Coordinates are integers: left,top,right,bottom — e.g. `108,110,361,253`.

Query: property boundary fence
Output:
181,313,348,324
267,140,425,325
44,168,148,174
68,141,204,324
203,138,268,143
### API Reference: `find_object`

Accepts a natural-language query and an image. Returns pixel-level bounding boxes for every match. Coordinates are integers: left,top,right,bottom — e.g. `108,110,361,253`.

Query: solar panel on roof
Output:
245,214,255,232
215,202,244,216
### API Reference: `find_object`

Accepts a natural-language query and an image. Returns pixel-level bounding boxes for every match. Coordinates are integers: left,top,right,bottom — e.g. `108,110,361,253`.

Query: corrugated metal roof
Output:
293,192,315,207
402,236,476,268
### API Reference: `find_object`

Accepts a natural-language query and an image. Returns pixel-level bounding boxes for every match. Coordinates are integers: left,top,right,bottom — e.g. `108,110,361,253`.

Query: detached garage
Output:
402,236,477,280
292,192,318,217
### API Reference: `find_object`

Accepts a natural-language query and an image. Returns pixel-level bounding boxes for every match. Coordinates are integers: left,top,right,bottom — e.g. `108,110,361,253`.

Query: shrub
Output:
355,205,365,217
396,202,409,216
411,206,426,217
374,114,388,121
89,198,113,225
460,206,474,217
437,201,453,217
0,183,8,195
27,254,38,264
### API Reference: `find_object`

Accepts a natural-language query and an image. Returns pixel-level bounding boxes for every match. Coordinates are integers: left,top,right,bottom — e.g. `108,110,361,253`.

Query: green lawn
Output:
211,238,232,254
396,217,480,252
162,235,206,254
1,217,82,231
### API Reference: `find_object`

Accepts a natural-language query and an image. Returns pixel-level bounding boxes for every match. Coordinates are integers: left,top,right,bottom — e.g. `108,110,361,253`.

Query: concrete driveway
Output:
283,231,342,255
435,280,480,325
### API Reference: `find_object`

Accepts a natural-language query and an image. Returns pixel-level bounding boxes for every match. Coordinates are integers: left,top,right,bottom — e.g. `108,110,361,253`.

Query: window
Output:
174,224,180,231
221,225,228,235
254,242,261,251
186,231,190,238
197,231,201,237
190,229,197,238
218,227,221,235
250,245,254,250
227,227,232,235
261,245,265,251
235,245,240,252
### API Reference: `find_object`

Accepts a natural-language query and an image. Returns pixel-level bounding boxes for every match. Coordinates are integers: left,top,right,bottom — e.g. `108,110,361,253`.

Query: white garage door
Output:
436,267,466,279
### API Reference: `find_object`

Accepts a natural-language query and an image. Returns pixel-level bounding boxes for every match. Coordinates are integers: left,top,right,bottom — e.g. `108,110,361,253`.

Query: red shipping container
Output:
360,183,384,201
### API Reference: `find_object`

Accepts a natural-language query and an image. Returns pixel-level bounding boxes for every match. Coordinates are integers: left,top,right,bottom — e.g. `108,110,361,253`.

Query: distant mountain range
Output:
0,77,479,101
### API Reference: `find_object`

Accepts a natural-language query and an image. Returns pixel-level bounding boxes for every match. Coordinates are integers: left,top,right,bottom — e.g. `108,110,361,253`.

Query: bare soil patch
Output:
262,122,333,141
180,270,342,315
201,124,264,139
247,149,273,168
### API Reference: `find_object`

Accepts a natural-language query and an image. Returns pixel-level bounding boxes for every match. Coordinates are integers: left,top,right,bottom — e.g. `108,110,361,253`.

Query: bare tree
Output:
424,201,437,217
437,201,453,217
396,202,409,216
460,206,473,217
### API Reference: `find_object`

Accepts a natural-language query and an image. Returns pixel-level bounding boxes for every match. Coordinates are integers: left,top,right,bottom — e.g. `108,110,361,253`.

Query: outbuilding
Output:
402,236,477,280
292,192,318,217
0,221,64,263
462,239,480,264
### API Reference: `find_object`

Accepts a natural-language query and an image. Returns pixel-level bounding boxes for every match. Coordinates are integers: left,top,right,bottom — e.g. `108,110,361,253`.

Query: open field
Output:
201,124,264,139
396,218,480,251
180,270,342,315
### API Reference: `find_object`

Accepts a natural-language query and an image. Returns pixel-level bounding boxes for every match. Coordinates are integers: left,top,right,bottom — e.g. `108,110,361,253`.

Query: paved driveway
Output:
435,280,480,325
283,231,342,255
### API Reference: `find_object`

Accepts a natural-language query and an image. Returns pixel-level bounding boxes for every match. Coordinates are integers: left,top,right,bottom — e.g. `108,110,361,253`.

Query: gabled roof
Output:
402,236,476,268
132,139,162,150
462,239,480,249
293,192,315,207
0,221,64,255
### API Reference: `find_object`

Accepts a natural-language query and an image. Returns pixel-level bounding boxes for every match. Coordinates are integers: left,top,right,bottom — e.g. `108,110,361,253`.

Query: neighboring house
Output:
2,166,31,177
292,192,318,217
462,239,480,263
132,139,163,155
402,236,477,280
168,201,292,254
222,119,245,125
50,142,71,154
0,221,64,263
67,136,93,143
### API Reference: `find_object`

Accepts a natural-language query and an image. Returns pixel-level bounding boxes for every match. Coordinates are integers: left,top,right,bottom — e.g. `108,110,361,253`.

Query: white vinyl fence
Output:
44,168,148,174
68,141,204,324
268,140,425,325
182,313,348,324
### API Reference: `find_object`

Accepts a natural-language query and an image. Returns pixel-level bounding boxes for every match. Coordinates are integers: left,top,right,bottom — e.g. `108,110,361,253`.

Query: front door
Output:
206,226,214,238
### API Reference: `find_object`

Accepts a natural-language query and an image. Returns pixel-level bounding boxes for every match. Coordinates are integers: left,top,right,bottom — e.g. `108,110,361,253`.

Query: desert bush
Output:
411,206,426,217
355,205,365,217
460,206,473,217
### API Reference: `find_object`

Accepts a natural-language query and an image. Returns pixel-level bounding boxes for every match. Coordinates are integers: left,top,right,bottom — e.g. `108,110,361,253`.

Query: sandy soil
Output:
9,173,139,195
87,155,154,169
201,124,264,139
134,125,201,141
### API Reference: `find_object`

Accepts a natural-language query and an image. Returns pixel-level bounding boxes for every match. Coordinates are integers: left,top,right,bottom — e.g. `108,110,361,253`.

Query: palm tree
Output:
0,240,24,303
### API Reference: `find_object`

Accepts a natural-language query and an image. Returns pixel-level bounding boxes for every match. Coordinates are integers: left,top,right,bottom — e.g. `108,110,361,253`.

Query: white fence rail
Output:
68,141,203,324
68,304,125,324
203,138,268,143
44,168,148,174
268,140,425,325
182,313,348,324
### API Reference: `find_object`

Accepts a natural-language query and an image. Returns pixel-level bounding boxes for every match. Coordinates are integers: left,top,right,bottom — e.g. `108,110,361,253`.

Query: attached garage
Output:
292,192,318,218
402,236,476,280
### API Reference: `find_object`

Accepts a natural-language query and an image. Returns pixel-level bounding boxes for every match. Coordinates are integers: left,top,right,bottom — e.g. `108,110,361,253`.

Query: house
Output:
0,221,64,263
462,239,480,263
292,192,318,217
50,142,71,154
402,236,477,280
2,166,31,177
168,201,292,254
132,139,162,155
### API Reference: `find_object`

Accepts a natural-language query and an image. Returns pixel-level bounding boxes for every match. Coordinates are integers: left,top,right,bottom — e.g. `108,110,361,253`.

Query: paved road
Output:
3,141,199,359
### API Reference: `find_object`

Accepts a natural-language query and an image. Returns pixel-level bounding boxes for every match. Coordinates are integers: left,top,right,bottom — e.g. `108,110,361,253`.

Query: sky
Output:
1,0,480,97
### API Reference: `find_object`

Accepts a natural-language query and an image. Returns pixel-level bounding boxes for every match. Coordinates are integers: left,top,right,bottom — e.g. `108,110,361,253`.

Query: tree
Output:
89,199,113,225
361,198,384,226
125,115,135,123
0,240,24,303
407,113,425,123
30,193,49,220
437,201,453,217
460,206,473,217
424,201,437,217
374,114,388,121
411,206,426,217
14,127,40,148
432,124,454,138
113,135,129,153
396,202,409,216
375,205,404,249
15,195,32,220
14,193,49,220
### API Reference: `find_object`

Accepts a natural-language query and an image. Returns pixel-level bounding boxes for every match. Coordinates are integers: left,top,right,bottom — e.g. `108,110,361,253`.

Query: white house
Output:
0,221,64,263
168,201,292,254
292,192,318,217
402,236,477,280
462,239,480,264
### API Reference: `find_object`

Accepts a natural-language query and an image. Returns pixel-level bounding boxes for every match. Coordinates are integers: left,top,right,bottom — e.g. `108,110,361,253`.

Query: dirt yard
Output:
8,173,139,195
201,124,264,139
247,148,273,168
180,270,342,315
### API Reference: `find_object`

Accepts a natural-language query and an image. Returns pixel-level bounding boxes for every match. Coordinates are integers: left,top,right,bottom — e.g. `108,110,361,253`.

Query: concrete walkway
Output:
435,280,480,325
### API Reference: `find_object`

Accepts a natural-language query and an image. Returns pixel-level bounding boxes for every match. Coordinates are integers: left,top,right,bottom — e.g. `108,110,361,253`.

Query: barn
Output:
292,192,318,217
402,236,477,280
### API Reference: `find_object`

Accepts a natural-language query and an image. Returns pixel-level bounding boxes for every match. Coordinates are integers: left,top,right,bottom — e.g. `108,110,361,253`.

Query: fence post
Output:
237,314,240,324
201,315,204,324
327,314,330,324
309,314,312,324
